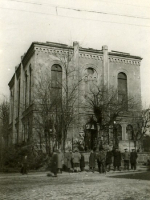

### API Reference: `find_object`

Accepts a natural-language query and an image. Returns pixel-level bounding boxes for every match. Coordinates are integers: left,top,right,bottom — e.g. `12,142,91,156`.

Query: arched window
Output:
126,124,134,140
84,67,97,93
118,72,127,108
51,64,62,104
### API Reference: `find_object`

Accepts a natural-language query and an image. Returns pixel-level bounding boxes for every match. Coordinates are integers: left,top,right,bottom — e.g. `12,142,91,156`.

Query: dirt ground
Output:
0,170,150,200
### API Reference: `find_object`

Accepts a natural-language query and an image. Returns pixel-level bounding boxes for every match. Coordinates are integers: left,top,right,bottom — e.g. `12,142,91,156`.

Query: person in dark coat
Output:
89,150,96,172
130,149,138,170
113,148,121,171
21,155,28,175
51,150,58,177
123,149,130,170
97,148,106,173
80,153,85,171
106,149,113,172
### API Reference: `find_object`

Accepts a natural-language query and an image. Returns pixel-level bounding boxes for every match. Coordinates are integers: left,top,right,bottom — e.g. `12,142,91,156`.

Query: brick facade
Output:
8,41,142,152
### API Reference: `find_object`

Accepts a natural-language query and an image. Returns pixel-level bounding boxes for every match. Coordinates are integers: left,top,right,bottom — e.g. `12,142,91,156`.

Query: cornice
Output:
34,44,103,60
109,52,142,60
79,53,103,60
22,45,35,67
109,56,141,66
34,45,73,55
8,74,15,88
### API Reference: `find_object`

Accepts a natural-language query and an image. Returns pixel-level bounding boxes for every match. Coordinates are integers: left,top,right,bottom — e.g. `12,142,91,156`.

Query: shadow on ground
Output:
110,171,150,181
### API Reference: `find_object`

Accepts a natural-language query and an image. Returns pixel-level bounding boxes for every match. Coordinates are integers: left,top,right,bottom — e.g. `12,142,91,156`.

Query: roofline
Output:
22,41,143,62
109,52,142,60
8,41,143,87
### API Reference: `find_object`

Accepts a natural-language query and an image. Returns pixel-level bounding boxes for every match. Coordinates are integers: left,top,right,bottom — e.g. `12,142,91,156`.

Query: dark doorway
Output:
84,117,97,151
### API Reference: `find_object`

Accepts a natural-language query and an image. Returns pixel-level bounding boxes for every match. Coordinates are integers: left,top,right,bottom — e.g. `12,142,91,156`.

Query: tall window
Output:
18,79,20,117
118,72,127,108
29,65,32,104
126,124,134,140
25,71,28,109
51,64,62,105
10,89,14,122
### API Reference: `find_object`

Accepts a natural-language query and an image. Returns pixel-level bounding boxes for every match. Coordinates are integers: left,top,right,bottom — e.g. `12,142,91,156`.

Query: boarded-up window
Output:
126,124,134,140
85,67,97,94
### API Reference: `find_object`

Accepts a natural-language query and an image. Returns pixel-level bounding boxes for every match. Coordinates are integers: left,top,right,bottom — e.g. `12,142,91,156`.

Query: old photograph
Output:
0,0,150,199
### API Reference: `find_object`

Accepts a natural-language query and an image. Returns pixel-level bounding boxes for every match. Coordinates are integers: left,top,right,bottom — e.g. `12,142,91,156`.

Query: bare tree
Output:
0,98,10,146
33,48,83,153
131,109,150,150
85,84,139,148
0,98,10,169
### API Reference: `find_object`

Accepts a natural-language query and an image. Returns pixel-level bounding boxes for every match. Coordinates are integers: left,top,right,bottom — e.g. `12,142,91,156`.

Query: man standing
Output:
89,149,96,173
106,148,113,172
97,148,106,173
21,155,28,175
130,149,138,170
51,149,58,177
113,148,121,171
57,149,64,173
123,149,130,170
64,149,72,172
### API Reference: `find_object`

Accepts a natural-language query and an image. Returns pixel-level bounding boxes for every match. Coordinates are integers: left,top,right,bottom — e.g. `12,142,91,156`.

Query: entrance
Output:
85,129,97,151
84,118,97,151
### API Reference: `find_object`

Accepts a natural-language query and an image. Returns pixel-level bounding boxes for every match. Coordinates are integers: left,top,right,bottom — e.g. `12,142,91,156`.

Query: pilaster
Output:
102,45,109,88
122,124,127,140
73,41,80,133
12,71,17,143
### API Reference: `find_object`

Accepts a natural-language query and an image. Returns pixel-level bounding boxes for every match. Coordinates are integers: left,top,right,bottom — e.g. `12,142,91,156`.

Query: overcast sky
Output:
0,0,150,107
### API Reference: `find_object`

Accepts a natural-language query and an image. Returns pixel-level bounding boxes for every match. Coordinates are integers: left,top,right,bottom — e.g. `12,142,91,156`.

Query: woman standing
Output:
89,150,96,172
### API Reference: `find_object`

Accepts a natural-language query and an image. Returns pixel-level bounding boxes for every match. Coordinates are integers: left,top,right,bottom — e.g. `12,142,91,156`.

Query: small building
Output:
8,41,142,152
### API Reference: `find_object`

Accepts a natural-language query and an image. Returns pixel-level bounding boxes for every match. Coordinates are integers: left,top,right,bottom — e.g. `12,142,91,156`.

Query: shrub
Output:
1,143,50,172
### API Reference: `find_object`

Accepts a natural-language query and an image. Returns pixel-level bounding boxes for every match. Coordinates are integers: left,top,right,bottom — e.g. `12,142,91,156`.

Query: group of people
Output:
51,147,138,177
51,149,83,177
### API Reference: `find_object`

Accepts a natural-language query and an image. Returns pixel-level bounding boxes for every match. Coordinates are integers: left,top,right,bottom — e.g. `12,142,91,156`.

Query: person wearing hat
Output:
123,149,130,170
130,149,138,170
113,148,121,171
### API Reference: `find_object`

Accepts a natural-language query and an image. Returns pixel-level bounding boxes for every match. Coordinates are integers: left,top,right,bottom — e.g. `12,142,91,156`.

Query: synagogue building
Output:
8,41,142,152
